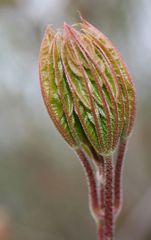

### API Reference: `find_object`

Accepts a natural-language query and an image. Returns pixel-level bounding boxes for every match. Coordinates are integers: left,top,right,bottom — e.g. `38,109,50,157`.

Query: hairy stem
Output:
97,221,104,240
114,138,127,218
104,156,114,240
76,149,99,220
96,155,105,240
97,155,105,210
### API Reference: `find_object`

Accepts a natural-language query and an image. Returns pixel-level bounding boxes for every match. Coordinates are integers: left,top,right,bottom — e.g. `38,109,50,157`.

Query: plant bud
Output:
39,17,136,157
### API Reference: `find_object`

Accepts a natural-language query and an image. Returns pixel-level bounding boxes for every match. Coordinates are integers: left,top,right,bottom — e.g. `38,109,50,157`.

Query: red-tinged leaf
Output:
39,16,136,157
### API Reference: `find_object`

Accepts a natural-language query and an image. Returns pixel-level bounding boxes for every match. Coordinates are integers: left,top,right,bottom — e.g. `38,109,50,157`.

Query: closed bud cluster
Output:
39,17,136,157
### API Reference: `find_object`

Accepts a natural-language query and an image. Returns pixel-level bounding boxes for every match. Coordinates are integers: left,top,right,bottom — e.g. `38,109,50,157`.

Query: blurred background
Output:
0,0,151,239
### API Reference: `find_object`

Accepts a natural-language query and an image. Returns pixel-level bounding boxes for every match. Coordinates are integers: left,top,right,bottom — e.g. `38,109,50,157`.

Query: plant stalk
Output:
104,156,114,240
97,221,104,240
96,156,105,240
114,139,127,218
76,149,99,220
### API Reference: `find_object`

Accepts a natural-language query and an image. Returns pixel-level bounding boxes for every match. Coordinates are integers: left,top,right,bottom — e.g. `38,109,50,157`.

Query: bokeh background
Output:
0,0,151,239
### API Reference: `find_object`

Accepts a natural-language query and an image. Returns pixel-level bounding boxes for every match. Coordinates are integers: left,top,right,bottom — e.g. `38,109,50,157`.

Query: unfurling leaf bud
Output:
39,17,136,157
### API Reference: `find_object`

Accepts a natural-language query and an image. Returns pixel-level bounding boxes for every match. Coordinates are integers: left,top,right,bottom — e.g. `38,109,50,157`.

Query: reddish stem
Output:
76,149,99,220
77,150,115,240
97,155,105,211
114,138,127,218
97,155,105,240
97,221,104,240
104,156,114,240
